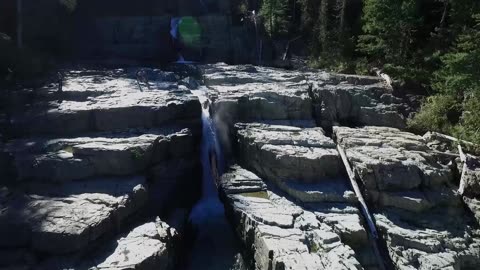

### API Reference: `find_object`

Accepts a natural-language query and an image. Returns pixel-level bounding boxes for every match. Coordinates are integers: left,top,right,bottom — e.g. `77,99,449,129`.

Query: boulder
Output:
209,82,313,124
277,179,357,204
0,176,148,254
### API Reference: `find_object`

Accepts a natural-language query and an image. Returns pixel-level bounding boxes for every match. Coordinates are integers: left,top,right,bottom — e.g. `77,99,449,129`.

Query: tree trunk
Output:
319,0,329,52
339,0,347,32
270,0,274,35
440,0,449,28
17,0,22,49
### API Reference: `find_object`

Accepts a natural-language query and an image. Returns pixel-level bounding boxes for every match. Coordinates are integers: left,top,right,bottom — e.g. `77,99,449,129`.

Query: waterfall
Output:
182,88,242,270
252,10,262,65
188,88,224,224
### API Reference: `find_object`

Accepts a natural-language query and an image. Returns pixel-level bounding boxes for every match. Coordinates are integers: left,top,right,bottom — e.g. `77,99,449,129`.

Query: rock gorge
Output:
1,64,479,270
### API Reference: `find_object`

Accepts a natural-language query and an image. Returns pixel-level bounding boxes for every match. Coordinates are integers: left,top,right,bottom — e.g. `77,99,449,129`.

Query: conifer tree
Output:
357,0,421,71
260,0,290,37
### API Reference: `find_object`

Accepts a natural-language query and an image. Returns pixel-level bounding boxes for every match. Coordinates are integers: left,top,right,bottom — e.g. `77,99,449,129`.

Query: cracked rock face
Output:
85,219,175,270
334,126,480,269
5,128,195,183
35,217,181,270
334,126,453,197
219,165,376,270
11,70,201,136
0,177,148,255
459,155,480,226
310,79,407,129
202,64,408,131
235,123,342,184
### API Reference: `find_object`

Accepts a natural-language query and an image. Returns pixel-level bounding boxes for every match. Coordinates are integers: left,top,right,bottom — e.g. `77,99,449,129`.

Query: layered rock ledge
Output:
222,123,380,269
334,126,480,269
0,68,202,269
10,70,201,137
203,64,409,132
0,177,147,257
219,165,374,269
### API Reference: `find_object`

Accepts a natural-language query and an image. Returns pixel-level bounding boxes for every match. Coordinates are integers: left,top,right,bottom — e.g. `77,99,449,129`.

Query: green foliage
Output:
456,96,480,144
260,0,290,37
130,147,145,161
433,15,480,96
408,94,459,134
357,0,422,78
410,14,480,144
59,0,77,12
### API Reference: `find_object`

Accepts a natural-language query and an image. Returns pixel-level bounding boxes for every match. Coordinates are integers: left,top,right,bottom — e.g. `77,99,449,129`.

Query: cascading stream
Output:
184,88,245,270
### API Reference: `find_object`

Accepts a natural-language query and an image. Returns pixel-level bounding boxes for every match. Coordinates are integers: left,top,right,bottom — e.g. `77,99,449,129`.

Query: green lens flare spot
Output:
179,17,202,47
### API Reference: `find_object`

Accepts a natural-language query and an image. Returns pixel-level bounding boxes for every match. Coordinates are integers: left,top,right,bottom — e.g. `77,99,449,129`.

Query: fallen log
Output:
337,144,386,270
424,131,477,148
458,144,469,196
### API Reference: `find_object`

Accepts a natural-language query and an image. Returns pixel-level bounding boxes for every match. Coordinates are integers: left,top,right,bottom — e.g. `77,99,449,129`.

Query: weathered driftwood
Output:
426,131,477,148
425,131,477,196
374,68,393,90
337,145,386,270
458,144,469,195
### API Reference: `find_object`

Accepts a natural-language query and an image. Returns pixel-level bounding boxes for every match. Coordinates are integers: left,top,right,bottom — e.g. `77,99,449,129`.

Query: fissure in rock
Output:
183,87,246,270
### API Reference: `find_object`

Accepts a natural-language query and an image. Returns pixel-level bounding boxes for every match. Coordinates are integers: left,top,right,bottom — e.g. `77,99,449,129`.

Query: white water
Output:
185,89,243,270
190,89,223,207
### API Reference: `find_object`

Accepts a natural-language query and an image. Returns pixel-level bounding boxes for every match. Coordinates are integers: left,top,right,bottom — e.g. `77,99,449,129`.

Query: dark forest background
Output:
1,0,479,144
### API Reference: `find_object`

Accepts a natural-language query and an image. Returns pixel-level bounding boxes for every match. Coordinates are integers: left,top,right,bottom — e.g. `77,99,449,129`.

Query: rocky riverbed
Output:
1,64,479,269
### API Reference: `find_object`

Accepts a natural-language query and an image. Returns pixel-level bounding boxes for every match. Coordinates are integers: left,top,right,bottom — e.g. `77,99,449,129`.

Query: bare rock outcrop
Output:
202,64,409,132
10,70,201,137
0,177,147,257
0,68,202,269
235,123,342,183
5,128,195,183
334,126,480,269
224,123,379,268
458,155,480,226
309,74,408,129
219,165,372,269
